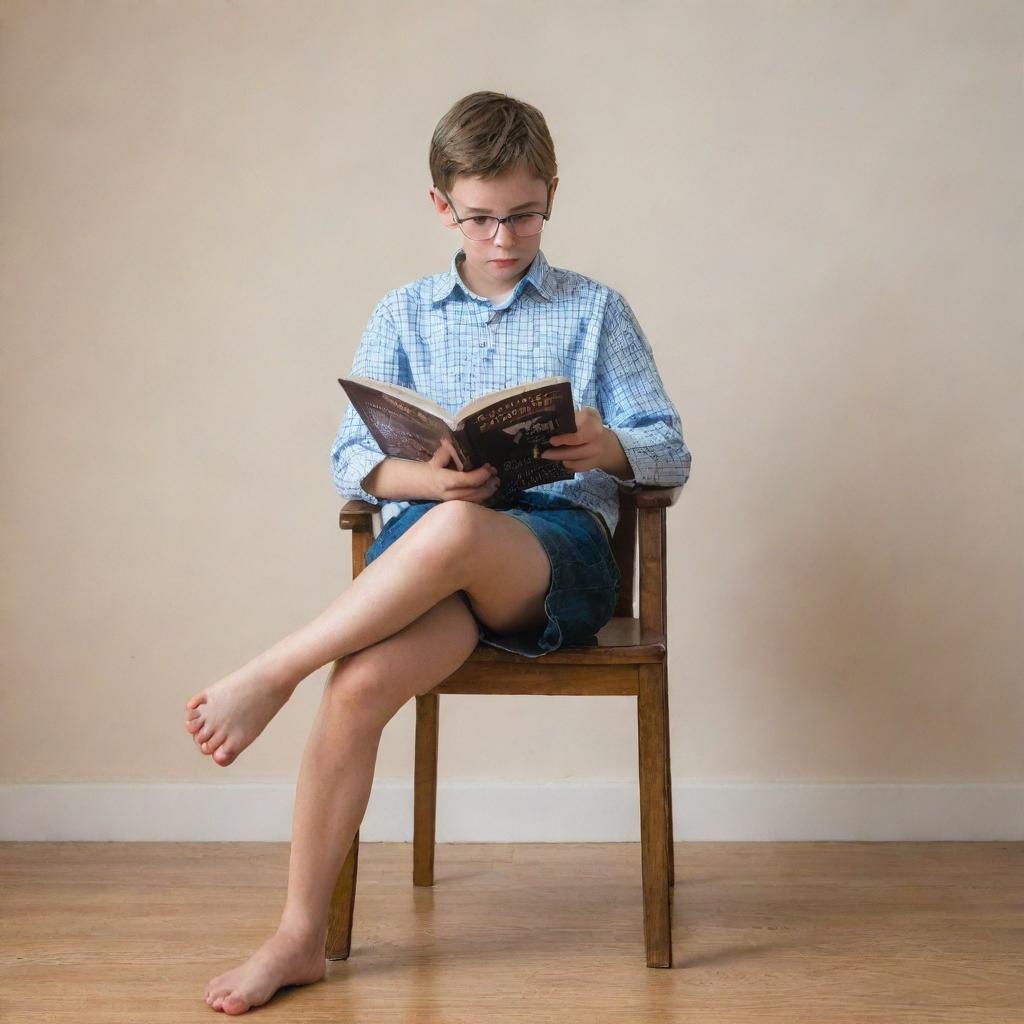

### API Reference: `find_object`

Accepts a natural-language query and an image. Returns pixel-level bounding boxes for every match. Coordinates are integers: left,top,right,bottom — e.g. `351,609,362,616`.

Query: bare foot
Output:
184,657,295,767
204,929,325,1014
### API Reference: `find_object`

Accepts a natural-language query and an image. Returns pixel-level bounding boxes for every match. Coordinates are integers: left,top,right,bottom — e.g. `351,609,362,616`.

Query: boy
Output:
184,90,691,1014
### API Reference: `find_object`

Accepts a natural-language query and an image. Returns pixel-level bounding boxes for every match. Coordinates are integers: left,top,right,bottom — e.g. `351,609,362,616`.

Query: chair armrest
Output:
339,499,377,532
619,483,682,508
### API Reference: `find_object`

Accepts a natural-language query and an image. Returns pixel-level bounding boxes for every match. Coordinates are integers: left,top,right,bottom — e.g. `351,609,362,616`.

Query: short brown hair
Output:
429,91,558,195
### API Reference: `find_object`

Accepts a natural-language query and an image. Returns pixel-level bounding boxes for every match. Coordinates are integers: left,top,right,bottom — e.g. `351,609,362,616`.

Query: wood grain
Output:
2,841,1021,1022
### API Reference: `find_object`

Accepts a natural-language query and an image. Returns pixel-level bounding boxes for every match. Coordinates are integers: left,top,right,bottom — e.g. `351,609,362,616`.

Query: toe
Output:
209,985,232,1009
187,693,207,711
221,994,249,1015
213,744,236,766
196,722,215,744
208,979,230,998
185,716,203,734
203,729,227,755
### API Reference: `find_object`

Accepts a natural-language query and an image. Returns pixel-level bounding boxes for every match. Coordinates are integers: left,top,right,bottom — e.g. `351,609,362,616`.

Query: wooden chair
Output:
326,482,681,968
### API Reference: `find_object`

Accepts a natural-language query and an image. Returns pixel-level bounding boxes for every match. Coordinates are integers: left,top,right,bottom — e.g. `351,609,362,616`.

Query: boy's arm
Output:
599,428,635,481
360,456,437,502
594,292,692,488
331,296,416,505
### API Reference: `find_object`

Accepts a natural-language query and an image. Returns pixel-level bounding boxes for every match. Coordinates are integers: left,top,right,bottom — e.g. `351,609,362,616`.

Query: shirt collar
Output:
430,248,556,306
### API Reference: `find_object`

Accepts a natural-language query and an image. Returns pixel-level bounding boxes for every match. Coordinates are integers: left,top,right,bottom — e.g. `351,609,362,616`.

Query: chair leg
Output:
637,664,673,967
325,829,360,960
663,660,675,891
413,692,439,887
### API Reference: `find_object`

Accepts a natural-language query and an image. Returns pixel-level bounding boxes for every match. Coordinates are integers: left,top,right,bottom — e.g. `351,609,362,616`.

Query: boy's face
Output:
430,165,558,298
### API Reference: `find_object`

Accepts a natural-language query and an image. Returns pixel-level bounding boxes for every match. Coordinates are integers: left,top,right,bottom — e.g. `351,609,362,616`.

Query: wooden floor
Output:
1,841,1021,1023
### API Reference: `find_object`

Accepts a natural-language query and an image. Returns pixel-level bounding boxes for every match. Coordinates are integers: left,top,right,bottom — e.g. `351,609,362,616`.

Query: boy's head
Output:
428,91,559,299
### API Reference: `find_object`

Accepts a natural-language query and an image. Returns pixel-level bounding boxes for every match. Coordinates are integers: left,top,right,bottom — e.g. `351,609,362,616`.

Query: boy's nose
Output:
494,220,517,245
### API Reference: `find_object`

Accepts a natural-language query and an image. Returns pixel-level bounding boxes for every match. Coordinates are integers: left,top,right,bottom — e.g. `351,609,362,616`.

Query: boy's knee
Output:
421,498,480,531
323,657,392,723
416,500,486,571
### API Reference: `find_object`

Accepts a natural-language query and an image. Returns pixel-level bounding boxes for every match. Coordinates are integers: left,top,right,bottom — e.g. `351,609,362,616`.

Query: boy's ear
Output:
429,187,457,228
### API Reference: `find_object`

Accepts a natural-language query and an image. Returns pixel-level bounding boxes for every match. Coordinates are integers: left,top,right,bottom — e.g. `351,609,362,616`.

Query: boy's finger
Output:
441,438,464,470
462,464,490,483
446,477,498,501
442,463,493,484
434,438,469,471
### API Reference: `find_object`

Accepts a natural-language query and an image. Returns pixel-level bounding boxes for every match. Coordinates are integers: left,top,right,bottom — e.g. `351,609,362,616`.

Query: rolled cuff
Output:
338,447,388,506
611,425,691,488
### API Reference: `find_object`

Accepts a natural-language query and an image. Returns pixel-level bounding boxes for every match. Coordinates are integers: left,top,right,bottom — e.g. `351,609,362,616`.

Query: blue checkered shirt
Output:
330,248,692,538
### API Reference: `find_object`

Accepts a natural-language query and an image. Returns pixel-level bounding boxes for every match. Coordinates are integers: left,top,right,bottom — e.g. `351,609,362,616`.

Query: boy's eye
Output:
470,216,491,225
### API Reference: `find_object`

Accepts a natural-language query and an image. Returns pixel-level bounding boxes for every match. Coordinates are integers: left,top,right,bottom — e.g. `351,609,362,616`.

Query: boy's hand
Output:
539,406,613,473
428,439,500,504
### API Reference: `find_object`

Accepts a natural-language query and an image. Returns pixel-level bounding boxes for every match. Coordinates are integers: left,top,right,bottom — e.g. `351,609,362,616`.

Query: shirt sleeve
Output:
330,296,410,505
595,291,692,490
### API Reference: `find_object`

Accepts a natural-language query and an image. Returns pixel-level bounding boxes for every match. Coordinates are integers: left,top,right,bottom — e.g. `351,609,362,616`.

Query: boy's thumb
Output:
432,439,457,469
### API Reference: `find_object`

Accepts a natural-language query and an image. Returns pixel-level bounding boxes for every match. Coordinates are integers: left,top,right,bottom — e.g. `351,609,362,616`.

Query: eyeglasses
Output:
440,185,552,241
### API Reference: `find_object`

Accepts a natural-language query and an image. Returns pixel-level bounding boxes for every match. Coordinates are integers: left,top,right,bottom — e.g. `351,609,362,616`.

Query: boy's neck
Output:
456,253,527,301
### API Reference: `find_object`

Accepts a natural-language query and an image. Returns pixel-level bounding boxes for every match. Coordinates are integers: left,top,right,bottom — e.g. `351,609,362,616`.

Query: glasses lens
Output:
510,213,544,237
461,216,498,240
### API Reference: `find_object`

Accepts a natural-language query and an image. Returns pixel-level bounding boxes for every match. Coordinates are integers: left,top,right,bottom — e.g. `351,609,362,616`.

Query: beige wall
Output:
2,0,1021,790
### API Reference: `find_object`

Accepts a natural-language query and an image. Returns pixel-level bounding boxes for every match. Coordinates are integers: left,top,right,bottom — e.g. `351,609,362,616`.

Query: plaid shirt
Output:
330,247,691,538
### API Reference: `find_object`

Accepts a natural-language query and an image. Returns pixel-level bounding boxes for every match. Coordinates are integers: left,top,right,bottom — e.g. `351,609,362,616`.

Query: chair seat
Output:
466,616,666,665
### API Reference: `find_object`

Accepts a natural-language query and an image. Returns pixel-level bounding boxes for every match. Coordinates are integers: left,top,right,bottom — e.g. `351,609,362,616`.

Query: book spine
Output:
451,427,480,472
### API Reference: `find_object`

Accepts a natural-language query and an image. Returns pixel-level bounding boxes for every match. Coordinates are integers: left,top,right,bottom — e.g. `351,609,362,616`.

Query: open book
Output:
338,375,578,502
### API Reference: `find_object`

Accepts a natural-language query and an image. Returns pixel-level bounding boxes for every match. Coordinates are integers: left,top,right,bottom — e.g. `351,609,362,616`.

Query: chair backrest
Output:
610,488,637,619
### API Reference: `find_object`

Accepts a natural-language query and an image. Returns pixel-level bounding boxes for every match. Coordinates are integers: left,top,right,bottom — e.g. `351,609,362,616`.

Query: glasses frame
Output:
439,183,553,240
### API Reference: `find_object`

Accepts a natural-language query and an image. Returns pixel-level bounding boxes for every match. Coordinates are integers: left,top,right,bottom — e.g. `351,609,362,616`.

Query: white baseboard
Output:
1,780,1021,841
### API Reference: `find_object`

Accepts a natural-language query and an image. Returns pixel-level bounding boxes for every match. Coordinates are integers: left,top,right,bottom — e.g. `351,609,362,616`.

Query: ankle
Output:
248,645,305,696
275,917,327,954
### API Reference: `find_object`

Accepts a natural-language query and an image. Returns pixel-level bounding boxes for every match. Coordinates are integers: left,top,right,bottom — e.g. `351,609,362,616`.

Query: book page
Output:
456,375,570,426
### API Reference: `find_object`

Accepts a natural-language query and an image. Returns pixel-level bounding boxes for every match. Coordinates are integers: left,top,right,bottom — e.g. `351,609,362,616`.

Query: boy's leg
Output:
280,590,481,940
258,500,551,683
186,500,551,766
203,591,479,1014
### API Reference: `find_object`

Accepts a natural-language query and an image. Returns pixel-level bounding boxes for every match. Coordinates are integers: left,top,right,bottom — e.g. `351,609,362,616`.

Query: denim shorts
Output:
362,490,621,658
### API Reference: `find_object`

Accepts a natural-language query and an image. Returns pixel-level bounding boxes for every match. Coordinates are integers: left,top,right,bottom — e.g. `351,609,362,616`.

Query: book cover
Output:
338,375,578,502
